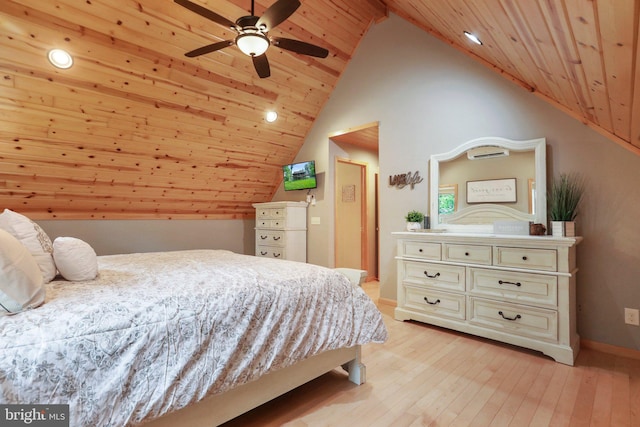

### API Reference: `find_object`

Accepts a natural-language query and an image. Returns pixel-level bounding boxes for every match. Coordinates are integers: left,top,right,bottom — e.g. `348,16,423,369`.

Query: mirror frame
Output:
429,136,546,233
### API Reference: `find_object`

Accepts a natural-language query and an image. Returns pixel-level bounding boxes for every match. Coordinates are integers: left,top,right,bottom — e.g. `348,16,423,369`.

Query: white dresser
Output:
393,231,581,365
253,201,308,262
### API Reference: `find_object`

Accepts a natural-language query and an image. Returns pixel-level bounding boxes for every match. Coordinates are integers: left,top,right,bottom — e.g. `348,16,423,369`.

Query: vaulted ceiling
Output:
1,0,638,219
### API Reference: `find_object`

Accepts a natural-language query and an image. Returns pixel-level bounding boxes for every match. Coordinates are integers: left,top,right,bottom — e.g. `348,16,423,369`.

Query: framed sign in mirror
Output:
466,178,517,204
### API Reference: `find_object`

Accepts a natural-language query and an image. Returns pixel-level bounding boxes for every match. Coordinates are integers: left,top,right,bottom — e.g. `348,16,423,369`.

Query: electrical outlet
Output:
624,308,639,326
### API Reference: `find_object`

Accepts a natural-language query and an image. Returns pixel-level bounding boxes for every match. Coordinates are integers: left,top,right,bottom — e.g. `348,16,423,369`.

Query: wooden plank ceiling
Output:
0,0,638,219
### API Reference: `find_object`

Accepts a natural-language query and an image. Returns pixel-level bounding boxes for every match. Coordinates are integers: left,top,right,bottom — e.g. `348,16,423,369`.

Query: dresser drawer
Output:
256,245,285,259
402,241,441,260
256,218,271,228
402,261,465,292
256,219,286,229
403,285,466,320
256,230,285,246
494,247,557,271
469,268,558,308
443,243,492,265
469,297,558,342
256,207,286,219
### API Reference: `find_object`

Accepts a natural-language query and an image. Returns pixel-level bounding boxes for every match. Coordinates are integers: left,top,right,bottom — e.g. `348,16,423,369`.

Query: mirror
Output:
429,137,546,233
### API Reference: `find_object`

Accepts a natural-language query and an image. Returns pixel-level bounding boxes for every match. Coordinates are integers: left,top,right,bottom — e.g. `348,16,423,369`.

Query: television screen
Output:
283,160,317,191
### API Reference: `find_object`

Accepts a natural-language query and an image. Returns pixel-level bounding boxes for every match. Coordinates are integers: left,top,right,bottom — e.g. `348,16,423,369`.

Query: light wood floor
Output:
222,282,640,426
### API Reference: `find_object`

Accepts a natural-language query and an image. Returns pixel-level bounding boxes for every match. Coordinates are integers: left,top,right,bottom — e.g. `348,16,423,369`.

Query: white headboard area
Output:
429,137,547,233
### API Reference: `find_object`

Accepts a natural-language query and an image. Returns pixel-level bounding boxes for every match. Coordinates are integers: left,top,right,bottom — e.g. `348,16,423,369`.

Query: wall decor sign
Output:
389,171,423,189
467,178,516,203
342,184,356,202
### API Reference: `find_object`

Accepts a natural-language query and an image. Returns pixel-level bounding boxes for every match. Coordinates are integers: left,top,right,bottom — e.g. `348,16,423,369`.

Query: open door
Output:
334,158,367,271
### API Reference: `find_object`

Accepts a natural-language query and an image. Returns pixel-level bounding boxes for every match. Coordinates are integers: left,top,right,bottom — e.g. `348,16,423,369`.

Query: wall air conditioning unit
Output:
467,146,509,160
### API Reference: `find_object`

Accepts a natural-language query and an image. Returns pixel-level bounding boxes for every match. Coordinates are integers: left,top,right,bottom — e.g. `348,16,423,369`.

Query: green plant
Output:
405,210,425,222
548,173,585,221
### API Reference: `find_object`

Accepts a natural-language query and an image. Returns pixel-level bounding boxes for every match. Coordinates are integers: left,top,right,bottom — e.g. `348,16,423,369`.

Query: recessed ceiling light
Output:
48,49,73,69
265,111,278,123
463,31,483,46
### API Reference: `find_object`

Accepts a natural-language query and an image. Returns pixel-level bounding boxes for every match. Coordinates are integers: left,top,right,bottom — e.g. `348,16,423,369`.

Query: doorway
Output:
330,122,379,280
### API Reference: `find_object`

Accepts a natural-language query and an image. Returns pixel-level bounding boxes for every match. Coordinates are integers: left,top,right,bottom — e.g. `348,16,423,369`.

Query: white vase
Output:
406,222,422,232
551,221,576,237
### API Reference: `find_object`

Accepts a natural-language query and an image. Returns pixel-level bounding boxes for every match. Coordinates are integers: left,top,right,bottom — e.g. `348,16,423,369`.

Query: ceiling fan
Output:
175,0,329,78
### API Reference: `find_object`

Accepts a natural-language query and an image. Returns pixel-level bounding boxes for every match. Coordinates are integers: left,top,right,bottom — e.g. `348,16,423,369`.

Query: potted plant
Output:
405,210,425,231
548,173,585,237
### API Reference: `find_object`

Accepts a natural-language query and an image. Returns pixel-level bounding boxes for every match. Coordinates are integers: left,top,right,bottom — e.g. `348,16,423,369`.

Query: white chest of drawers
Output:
393,231,581,365
253,201,308,262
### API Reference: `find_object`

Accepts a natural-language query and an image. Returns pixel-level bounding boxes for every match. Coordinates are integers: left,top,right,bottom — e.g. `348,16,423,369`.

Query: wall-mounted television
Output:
282,160,317,191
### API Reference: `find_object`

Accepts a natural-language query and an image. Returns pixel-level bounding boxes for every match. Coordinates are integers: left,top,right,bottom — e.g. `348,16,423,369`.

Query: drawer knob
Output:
273,236,281,241
260,251,267,255
423,271,441,279
274,253,281,258
498,280,522,287
260,235,268,240
465,252,470,256
522,256,528,261
423,297,441,305
419,248,423,252
498,311,522,321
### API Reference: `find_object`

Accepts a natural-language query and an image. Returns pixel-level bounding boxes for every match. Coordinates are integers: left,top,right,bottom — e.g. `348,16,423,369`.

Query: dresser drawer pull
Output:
260,251,267,255
498,280,522,287
498,311,522,321
273,253,281,258
522,256,528,261
260,235,268,240
465,252,470,256
424,297,441,305
423,271,441,279
273,236,281,241
419,248,423,252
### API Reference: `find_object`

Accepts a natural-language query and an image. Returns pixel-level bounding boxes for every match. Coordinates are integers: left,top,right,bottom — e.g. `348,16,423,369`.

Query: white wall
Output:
38,219,254,256
279,14,640,351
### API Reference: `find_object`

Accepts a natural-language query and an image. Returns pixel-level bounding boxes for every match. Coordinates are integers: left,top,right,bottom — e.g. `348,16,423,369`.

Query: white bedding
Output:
0,250,387,426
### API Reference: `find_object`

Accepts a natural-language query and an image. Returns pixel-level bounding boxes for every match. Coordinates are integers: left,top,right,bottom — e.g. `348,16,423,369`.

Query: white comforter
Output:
0,250,387,426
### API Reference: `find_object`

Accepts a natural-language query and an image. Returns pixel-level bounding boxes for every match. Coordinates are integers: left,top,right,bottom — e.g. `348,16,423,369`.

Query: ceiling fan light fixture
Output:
48,49,73,69
464,31,482,45
236,32,269,57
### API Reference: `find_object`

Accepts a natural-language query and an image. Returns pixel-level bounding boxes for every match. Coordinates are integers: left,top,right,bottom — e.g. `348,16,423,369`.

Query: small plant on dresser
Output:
405,210,425,231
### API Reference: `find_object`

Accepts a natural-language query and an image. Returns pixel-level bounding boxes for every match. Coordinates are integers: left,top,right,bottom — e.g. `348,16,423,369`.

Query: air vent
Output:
467,146,509,160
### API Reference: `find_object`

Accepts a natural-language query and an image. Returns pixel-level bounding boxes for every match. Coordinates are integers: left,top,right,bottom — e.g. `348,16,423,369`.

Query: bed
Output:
0,249,388,426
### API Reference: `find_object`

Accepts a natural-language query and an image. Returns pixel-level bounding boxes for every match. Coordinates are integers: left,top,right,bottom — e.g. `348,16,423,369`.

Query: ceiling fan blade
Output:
185,40,234,57
273,37,328,58
252,54,271,78
174,0,238,30
256,0,301,31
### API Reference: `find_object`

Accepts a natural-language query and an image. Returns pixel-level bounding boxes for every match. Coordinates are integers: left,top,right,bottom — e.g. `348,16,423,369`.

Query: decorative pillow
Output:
53,237,98,281
0,229,45,316
0,209,56,283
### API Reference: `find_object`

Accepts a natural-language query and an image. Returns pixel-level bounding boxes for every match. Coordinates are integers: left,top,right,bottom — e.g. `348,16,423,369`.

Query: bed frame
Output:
145,345,365,426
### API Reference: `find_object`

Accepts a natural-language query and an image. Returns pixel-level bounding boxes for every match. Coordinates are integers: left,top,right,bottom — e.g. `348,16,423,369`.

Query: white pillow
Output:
53,237,98,281
0,229,45,316
0,209,56,283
